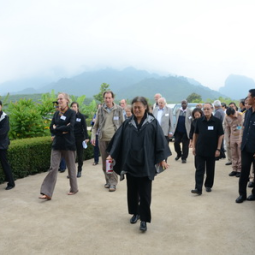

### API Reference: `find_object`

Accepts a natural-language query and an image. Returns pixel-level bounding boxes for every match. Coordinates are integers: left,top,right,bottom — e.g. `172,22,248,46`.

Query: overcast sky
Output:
0,0,254,90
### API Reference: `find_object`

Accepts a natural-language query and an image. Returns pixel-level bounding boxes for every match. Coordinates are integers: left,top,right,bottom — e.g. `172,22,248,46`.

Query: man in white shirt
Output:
153,97,173,150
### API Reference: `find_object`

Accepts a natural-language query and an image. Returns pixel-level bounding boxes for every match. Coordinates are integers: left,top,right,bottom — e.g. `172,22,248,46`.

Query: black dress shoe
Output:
130,215,140,224
235,195,246,203
191,189,202,195
248,182,254,188
140,221,147,232
77,171,81,178
5,185,15,190
182,159,186,163
225,162,232,165
205,187,212,192
247,194,255,201
59,169,66,173
236,172,241,178
175,156,181,161
229,171,236,176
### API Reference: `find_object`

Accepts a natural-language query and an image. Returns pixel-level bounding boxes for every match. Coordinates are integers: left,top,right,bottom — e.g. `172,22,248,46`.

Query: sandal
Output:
39,194,51,200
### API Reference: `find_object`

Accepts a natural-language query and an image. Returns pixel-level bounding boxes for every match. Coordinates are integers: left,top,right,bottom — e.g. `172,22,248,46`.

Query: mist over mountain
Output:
0,67,227,102
0,77,53,95
219,75,255,99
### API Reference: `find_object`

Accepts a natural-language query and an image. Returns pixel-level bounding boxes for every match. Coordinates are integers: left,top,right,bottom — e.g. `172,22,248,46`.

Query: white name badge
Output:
113,116,119,120
189,116,192,119
60,115,66,120
76,118,81,122
165,113,169,116
208,126,214,130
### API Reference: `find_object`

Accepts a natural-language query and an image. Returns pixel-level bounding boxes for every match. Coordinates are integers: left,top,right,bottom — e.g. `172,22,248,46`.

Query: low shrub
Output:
0,136,94,184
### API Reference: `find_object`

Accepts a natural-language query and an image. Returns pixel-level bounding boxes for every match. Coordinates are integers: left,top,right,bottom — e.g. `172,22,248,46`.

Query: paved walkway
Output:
0,144,254,255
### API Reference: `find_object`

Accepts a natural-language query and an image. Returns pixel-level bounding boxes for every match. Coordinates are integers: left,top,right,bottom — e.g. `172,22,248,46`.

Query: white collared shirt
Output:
157,108,164,125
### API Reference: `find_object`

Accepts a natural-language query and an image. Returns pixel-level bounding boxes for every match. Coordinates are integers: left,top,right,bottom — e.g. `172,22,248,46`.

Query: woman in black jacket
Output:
71,102,89,177
107,96,171,232
39,93,78,200
189,107,204,169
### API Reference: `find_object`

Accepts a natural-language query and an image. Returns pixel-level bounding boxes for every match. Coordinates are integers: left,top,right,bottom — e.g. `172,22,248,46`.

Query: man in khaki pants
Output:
91,91,124,192
224,107,243,177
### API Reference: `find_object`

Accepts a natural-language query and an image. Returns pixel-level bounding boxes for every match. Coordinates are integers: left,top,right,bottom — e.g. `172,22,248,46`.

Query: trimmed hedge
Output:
0,136,94,184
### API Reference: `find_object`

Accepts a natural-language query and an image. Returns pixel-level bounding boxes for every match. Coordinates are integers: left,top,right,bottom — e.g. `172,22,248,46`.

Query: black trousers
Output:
195,155,215,192
0,149,15,187
174,132,190,160
75,136,84,172
93,135,100,164
239,149,255,197
126,174,152,223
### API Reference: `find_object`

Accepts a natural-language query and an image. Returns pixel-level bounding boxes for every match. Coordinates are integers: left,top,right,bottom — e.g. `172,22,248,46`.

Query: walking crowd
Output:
1,89,255,233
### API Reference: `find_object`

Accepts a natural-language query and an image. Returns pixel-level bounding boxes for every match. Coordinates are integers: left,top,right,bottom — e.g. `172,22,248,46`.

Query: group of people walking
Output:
153,91,255,203
1,88,255,233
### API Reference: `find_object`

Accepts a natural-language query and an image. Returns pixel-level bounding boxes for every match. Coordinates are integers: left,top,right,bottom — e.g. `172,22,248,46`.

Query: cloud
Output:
0,0,255,91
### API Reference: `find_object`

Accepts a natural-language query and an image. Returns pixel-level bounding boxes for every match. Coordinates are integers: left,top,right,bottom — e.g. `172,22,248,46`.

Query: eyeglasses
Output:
203,108,211,111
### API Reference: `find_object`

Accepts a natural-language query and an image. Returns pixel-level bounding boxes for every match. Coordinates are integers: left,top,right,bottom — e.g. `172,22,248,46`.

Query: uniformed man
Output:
224,107,243,177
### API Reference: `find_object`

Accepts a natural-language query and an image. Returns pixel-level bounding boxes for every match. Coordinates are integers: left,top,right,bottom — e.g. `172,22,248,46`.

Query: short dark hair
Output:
0,100,2,106
192,107,203,119
239,99,245,106
221,102,226,108
103,91,115,98
226,107,235,116
70,101,79,109
131,96,149,114
249,89,255,97
229,102,238,111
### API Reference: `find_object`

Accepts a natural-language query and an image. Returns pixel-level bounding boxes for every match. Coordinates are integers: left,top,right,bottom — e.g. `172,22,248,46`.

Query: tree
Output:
93,83,111,103
186,93,202,103
8,99,49,139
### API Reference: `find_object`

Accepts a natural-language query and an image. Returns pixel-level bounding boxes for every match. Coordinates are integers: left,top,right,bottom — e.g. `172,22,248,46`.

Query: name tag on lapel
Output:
208,126,214,130
60,115,66,120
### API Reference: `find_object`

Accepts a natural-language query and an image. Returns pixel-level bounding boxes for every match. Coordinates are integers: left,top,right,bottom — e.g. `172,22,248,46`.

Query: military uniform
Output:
224,112,243,174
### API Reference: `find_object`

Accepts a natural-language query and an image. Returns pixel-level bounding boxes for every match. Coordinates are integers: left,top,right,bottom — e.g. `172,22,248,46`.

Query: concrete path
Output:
0,144,254,255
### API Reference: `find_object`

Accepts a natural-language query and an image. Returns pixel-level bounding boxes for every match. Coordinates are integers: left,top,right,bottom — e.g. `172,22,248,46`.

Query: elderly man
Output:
225,107,243,177
236,89,255,203
213,100,225,123
172,100,192,163
191,103,224,195
91,91,124,192
213,100,225,160
153,97,173,157
153,93,162,110
120,99,127,119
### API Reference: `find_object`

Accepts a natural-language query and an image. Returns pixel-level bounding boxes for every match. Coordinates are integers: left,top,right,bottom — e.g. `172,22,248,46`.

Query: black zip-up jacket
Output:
107,113,171,180
74,111,89,140
50,108,76,151
0,111,10,150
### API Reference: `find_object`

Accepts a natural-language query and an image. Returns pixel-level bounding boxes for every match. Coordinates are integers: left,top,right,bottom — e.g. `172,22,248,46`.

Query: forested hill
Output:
3,67,226,101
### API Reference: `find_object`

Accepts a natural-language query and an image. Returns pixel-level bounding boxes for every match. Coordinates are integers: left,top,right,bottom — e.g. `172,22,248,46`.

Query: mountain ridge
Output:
1,67,229,101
